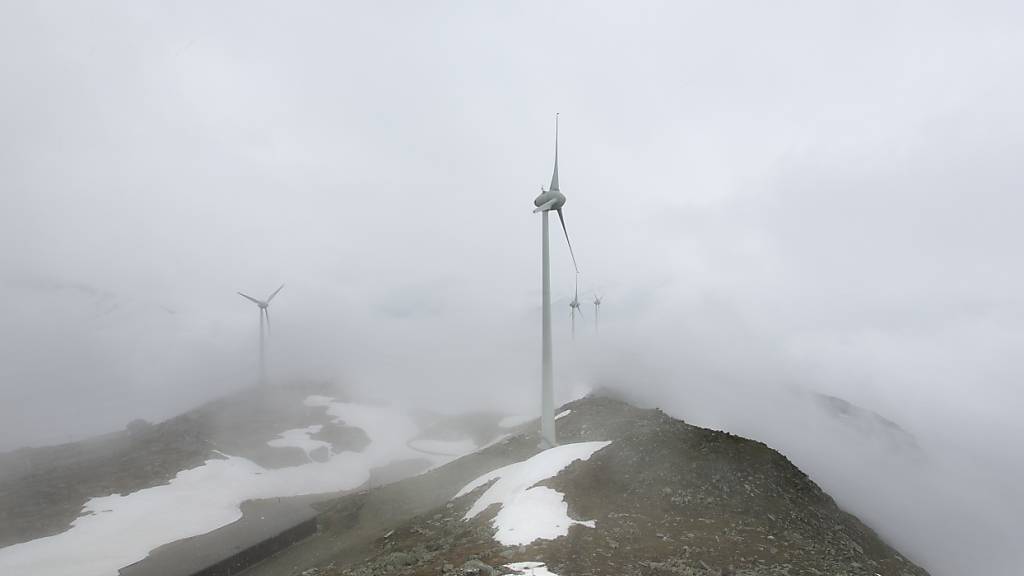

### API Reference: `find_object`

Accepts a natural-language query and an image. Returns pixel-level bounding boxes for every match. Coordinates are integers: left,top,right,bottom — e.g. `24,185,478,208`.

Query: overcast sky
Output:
2,1,1023,573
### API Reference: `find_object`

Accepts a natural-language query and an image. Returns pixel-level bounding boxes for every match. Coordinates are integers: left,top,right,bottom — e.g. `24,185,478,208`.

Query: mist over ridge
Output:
2,2,1024,574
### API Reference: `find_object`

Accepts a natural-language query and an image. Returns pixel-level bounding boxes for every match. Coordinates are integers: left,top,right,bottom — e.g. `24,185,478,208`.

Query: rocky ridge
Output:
244,396,930,576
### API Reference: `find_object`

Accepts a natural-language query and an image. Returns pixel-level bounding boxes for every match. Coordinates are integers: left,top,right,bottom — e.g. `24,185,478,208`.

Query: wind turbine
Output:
569,275,584,340
593,293,602,334
533,113,579,448
238,284,284,385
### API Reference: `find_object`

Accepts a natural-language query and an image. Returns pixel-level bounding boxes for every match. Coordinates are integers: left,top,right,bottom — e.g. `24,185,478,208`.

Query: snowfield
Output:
506,561,560,575
0,452,368,576
0,395,481,576
455,441,611,545
303,395,475,468
267,424,331,460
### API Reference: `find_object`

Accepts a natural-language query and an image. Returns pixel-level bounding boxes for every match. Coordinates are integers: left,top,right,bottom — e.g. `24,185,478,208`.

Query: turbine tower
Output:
238,284,284,385
593,293,602,334
569,275,584,340
533,113,579,448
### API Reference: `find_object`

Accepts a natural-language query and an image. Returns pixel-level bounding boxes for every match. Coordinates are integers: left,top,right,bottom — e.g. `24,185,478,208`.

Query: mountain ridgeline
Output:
243,396,930,576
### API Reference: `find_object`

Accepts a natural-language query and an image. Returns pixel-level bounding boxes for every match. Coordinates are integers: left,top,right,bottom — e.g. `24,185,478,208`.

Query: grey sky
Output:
2,1,1023,573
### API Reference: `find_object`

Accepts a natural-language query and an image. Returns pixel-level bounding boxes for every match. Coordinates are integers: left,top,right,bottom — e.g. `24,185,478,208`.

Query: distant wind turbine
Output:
238,284,284,385
569,275,583,340
533,113,579,448
593,293,602,334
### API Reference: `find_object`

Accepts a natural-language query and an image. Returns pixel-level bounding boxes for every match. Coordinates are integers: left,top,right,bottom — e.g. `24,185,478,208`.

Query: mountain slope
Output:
0,384,356,548
0,385,496,576
243,396,929,576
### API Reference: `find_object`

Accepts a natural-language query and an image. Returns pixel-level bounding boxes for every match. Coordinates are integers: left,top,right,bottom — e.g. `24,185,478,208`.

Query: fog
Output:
2,1,1022,574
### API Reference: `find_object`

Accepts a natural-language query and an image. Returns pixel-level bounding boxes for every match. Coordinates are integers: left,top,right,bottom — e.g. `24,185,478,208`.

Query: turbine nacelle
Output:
534,189,577,272
533,188,566,213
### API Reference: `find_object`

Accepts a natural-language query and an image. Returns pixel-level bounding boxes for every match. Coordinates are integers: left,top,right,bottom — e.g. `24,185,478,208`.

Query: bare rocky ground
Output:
0,382,361,548
243,397,930,576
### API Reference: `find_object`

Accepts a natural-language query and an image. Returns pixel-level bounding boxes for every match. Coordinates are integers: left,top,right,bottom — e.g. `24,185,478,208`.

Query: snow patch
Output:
506,561,560,575
455,441,611,545
267,425,331,460
305,396,476,468
0,452,368,576
0,395,468,576
556,409,571,420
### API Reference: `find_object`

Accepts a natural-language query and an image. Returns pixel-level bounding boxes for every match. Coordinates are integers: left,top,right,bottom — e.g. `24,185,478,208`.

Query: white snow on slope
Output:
0,452,368,576
267,424,331,460
454,441,611,545
0,395,476,576
304,395,477,468
506,561,559,575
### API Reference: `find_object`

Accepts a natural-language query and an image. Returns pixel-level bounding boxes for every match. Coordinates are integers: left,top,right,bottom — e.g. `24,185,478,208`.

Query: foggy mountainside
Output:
0,384,361,548
3,2,1024,576
0,385,931,576
242,395,930,576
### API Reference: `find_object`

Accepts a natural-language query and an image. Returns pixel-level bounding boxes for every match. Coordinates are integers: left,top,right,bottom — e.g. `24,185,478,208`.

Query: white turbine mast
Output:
532,113,579,448
238,283,285,385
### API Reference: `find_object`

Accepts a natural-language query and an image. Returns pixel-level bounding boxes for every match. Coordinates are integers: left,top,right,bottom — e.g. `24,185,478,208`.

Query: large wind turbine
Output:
569,275,583,340
533,113,579,448
238,284,284,385
593,293,602,334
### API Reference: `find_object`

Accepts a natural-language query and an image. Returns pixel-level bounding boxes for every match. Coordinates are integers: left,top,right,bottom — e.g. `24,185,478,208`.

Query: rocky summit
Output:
243,396,930,576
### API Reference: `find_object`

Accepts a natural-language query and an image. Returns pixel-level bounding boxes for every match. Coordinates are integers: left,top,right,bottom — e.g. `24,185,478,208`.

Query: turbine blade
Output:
556,208,578,273
263,307,271,332
267,283,285,302
238,292,262,305
549,113,560,192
